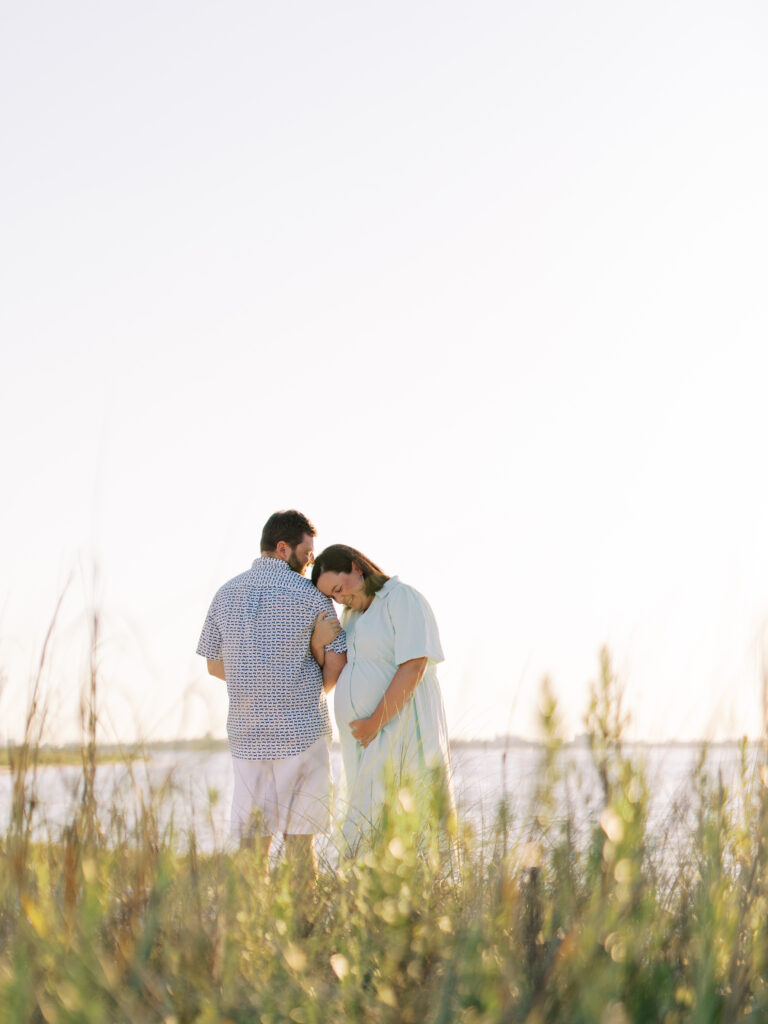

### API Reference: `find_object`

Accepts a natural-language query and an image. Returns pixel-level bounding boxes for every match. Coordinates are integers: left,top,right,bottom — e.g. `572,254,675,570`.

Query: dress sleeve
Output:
196,592,223,659
386,583,445,666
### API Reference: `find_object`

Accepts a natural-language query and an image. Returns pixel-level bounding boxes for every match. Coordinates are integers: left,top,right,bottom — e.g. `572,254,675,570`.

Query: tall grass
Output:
2,643,768,1022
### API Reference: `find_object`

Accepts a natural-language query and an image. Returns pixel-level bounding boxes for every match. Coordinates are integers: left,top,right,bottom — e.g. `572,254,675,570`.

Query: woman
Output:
311,544,453,852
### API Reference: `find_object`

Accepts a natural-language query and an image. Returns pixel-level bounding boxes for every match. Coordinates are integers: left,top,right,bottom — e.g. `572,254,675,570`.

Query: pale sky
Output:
2,1,767,746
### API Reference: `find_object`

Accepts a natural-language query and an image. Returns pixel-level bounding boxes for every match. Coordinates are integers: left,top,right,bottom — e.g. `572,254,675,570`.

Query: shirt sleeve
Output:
318,594,347,653
386,583,444,666
196,592,223,660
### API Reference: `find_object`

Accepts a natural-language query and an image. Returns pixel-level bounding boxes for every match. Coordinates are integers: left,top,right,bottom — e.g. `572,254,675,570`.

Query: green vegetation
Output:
0,746,142,769
2,649,768,1022
0,738,232,770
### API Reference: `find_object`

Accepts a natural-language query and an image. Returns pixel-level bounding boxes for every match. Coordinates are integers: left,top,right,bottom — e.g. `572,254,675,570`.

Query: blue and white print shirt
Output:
197,557,347,759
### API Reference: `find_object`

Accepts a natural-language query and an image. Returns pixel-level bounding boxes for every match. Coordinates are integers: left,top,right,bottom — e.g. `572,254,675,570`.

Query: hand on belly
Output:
349,714,380,748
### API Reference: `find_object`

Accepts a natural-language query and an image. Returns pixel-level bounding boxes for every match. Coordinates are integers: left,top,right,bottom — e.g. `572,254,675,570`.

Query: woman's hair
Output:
311,544,389,596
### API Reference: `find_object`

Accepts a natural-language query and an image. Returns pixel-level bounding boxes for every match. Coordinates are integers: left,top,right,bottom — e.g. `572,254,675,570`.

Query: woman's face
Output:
316,564,373,611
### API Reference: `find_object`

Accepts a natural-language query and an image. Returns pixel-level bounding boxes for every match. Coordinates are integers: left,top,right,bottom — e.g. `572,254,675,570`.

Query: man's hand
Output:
349,715,381,748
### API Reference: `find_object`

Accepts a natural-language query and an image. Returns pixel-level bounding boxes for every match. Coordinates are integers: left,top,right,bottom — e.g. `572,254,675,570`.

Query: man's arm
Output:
322,651,346,693
207,658,226,681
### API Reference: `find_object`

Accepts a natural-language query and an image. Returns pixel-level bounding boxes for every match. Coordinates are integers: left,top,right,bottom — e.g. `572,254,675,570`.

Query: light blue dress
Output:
334,576,453,851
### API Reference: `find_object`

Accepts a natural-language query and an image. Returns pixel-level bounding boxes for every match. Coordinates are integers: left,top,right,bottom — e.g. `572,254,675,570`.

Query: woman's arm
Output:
322,650,347,693
349,657,429,748
207,658,226,680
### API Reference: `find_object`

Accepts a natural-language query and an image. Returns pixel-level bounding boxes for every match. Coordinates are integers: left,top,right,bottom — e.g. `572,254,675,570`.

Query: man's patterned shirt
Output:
197,557,347,759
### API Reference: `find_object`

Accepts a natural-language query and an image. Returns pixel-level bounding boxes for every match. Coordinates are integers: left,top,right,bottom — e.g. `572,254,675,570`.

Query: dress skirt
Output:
333,577,453,852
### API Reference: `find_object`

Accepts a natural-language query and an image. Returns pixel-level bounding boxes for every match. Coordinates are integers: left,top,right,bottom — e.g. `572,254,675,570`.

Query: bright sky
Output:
2,1,767,746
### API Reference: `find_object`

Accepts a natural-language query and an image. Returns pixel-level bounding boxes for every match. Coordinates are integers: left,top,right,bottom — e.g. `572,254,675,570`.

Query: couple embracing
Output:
197,509,453,869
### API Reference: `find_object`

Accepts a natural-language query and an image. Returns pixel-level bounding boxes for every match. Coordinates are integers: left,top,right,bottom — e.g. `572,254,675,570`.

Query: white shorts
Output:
230,736,331,839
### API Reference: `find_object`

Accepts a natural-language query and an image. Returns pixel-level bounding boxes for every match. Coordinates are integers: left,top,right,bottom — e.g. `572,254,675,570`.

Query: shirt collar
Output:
252,555,294,573
374,575,399,599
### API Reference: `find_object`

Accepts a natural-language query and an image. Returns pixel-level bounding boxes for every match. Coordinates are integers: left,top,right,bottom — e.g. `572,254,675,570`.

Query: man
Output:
197,510,346,873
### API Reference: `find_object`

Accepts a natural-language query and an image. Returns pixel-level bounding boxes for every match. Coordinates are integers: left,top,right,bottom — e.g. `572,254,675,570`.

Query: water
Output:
0,742,761,858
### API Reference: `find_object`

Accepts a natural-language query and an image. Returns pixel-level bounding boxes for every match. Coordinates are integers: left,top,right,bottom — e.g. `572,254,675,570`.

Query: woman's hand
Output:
350,658,429,747
310,611,341,666
313,610,341,645
349,715,381,748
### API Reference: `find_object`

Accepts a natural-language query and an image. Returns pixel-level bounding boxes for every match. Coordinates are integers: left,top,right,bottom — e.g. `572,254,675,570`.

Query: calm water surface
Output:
0,743,761,858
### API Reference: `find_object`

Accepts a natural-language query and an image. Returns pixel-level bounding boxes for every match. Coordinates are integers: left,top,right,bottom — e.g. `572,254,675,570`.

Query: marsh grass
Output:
3,644,768,1022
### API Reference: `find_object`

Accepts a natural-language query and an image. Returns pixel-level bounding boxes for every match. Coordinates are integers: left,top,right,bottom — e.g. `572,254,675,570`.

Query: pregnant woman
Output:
311,544,453,853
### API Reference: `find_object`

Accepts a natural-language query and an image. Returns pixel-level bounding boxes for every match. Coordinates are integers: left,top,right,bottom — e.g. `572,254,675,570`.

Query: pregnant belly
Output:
335,660,391,724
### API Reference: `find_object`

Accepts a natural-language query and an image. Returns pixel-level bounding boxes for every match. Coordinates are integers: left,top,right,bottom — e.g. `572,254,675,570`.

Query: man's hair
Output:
311,544,389,596
260,510,316,553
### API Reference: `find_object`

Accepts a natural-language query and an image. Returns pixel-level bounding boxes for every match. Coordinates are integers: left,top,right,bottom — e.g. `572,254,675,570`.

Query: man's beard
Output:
287,550,306,575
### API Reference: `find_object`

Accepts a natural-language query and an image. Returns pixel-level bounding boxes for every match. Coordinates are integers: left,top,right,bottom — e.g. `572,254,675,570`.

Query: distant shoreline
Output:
1,734,762,769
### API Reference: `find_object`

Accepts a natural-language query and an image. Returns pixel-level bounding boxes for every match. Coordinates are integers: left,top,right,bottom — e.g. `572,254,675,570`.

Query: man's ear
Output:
274,540,291,561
